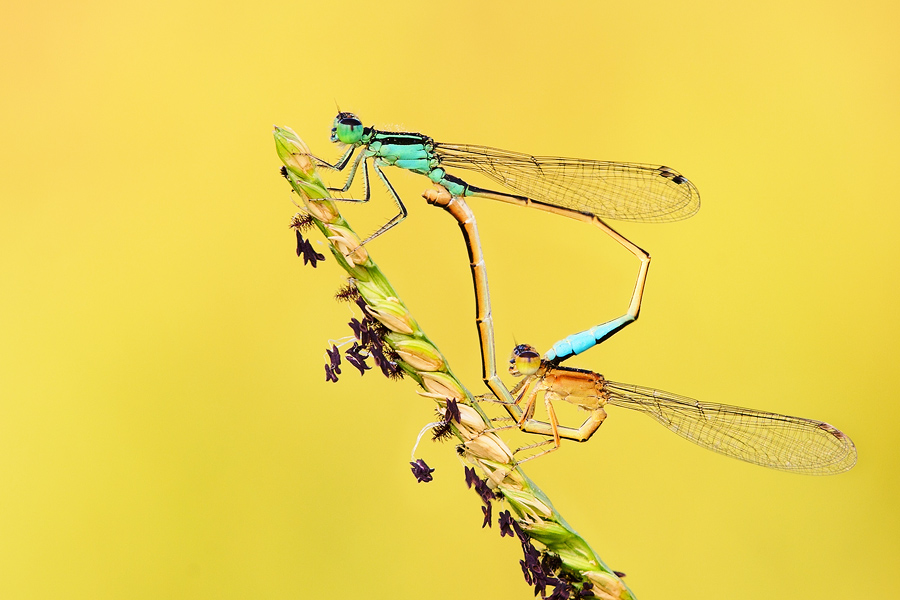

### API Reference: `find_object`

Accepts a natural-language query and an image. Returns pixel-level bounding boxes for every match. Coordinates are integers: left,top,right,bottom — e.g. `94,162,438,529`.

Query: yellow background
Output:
2,1,898,598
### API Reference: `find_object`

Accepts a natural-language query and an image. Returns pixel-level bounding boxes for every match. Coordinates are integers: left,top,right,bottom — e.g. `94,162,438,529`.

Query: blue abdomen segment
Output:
544,315,634,362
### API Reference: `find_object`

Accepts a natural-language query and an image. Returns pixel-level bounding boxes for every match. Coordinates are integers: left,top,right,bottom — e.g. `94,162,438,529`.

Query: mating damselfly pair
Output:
311,111,856,475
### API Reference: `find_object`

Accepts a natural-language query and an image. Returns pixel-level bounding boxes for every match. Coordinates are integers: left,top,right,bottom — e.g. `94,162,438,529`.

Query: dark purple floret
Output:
464,466,478,489
348,318,364,341
512,519,529,544
481,502,492,528
502,514,587,599
344,346,371,375
345,341,364,360
520,560,533,586
295,229,304,256
353,295,368,312
498,510,515,538
384,359,404,380
546,579,570,600
308,241,325,267
326,344,341,371
531,569,550,598
302,240,325,267
295,231,325,267
370,349,401,379
379,350,403,380
365,327,384,354
431,401,459,441
613,571,626,578
473,478,496,504
522,540,541,571
369,349,390,373
410,459,435,483
324,364,339,383
337,306,404,381
444,399,461,424
344,352,370,376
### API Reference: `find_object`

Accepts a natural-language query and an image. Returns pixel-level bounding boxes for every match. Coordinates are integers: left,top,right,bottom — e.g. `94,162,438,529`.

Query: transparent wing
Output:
605,381,857,474
434,143,700,223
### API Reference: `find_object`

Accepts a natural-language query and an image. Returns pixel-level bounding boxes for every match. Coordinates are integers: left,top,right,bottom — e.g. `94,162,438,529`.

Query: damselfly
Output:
497,343,857,473
424,187,856,472
315,112,699,243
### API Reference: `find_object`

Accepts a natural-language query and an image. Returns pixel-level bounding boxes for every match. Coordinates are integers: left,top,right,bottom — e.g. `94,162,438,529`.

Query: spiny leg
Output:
519,403,608,444
314,158,408,248
328,149,368,194
468,372,609,464
512,393,565,465
468,377,558,462
357,161,410,245
515,376,541,427
325,156,372,205
308,145,356,172
472,370,570,462
310,148,372,203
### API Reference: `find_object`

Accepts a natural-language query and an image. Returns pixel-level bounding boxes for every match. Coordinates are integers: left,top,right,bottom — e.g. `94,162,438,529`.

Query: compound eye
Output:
509,344,541,377
334,113,364,144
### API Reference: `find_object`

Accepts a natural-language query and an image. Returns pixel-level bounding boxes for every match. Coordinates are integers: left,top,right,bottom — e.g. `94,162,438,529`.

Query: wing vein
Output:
434,143,700,222
605,381,857,474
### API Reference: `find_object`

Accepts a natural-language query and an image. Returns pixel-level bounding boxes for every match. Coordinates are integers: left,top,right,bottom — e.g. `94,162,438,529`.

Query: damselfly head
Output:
509,344,541,377
331,112,364,144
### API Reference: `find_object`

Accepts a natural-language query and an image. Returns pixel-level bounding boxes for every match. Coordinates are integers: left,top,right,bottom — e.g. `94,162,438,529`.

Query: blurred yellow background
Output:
2,1,898,598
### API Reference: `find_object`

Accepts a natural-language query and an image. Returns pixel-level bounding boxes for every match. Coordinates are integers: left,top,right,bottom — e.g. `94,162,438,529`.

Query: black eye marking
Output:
336,112,361,127
512,343,539,360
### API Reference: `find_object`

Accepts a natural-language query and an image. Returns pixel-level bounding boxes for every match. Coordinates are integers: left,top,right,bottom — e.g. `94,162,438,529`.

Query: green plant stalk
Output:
274,126,635,600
